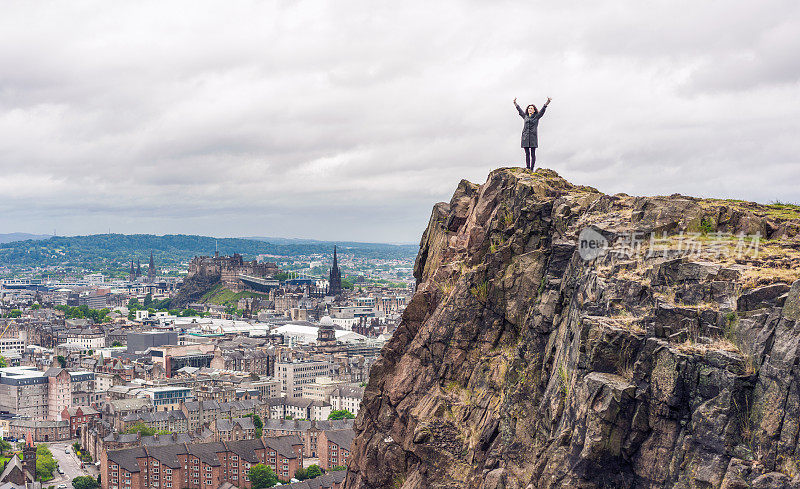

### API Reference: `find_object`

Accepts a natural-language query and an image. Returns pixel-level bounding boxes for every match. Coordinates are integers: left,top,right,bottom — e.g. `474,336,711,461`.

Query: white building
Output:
301,376,343,401
0,335,26,357
275,360,333,398
84,273,105,284
330,385,365,417
63,331,105,349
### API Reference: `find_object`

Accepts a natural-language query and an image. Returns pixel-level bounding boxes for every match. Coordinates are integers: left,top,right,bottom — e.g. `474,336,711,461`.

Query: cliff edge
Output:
345,168,800,489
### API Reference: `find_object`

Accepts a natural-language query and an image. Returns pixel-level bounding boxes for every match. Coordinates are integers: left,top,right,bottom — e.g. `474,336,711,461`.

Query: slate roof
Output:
331,385,364,399
64,406,99,416
183,400,221,412
315,419,354,431
108,398,152,412
262,418,312,432
122,410,185,423
277,471,347,489
324,429,355,450
225,438,263,463
262,435,302,459
107,436,303,474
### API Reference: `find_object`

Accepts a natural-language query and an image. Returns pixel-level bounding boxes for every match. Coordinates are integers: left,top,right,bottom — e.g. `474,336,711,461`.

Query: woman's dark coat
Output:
515,102,547,148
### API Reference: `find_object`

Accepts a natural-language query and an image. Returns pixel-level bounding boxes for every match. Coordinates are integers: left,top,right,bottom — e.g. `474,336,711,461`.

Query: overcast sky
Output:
1,0,798,243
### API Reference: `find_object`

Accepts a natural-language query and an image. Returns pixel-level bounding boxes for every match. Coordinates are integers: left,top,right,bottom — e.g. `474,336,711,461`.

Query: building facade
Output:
317,430,354,470
103,436,303,489
275,360,332,398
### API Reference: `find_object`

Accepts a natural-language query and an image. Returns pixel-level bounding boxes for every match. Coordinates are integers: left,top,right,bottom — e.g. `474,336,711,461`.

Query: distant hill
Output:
0,233,52,244
0,233,418,268
242,236,417,247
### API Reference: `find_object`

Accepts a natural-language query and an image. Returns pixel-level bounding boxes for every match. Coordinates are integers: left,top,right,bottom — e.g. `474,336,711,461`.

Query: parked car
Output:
57,467,64,474
57,485,67,489
64,448,70,454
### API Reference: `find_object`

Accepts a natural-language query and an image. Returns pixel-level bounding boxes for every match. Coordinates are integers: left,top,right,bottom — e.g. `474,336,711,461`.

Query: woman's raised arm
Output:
535,97,552,119
513,98,526,118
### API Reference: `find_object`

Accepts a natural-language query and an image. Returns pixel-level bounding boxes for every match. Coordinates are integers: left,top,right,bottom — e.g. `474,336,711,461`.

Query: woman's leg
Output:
530,148,536,169
524,148,531,169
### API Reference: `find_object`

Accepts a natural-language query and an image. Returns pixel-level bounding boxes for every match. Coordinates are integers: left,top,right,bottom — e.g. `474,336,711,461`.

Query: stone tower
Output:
148,252,156,282
329,246,342,296
317,316,337,351
23,431,36,480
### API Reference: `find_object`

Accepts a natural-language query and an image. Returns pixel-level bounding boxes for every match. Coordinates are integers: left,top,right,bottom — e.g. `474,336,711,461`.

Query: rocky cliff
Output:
345,168,800,489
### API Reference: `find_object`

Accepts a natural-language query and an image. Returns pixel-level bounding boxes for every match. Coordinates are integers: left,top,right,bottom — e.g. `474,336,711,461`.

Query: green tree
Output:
248,464,278,489
124,423,168,436
305,464,322,478
330,465,347,471
9,309,22,318
111,341,122,347
0,356,7,368
143,293,153,307
56,356,67,368
328,410,355,420
31,303,41,310
71,475,99,489
0,439,11,453
35,445,58,481
245,413,263,438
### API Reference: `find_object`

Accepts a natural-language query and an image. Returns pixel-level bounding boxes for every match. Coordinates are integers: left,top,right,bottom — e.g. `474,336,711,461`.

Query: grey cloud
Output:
0,0,798,242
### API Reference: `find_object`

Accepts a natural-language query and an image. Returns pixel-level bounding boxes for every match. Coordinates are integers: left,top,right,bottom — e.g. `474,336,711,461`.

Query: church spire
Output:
329,246,342,296
148,252,156,282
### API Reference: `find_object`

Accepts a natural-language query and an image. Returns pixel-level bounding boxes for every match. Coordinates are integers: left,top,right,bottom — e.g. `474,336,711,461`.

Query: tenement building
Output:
0,365,96,419
102,436,303,489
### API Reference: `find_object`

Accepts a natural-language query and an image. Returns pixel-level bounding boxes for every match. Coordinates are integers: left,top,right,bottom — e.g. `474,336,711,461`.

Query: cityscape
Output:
0,242,414,489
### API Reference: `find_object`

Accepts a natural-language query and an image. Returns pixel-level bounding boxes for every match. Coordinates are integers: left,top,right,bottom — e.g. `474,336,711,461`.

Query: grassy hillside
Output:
200,284,269,305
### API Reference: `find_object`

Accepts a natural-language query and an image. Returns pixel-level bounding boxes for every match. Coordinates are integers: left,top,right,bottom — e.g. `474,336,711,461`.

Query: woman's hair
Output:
526,104,537,113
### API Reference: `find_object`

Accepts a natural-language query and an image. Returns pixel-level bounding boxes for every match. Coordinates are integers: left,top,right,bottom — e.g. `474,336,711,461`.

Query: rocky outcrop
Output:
171,269,221,307
345,168,800,489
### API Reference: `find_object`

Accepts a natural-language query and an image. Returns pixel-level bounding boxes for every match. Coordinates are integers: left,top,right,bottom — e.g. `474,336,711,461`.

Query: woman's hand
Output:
546,97,552,104
513,97,517,104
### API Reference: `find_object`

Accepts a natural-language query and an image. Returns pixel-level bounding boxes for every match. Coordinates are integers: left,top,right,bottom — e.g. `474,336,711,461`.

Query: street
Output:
46,442,94,487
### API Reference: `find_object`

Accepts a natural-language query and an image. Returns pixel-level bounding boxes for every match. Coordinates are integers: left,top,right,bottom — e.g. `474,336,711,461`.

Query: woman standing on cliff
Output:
514,96,551,170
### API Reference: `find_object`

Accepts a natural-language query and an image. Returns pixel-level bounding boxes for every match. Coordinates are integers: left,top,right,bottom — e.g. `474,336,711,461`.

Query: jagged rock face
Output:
171,270,221,307
345,168,800,489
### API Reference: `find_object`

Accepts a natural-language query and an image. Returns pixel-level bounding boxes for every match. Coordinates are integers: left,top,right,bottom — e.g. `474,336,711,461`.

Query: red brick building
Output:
317,430,354,470
102,436,303,489
61,405,100,438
